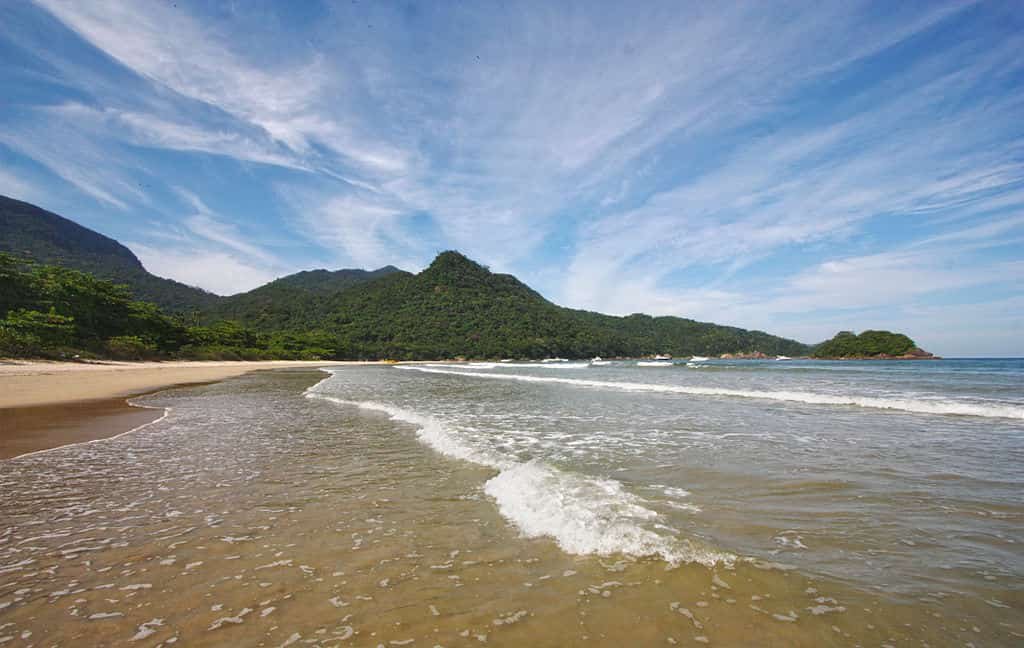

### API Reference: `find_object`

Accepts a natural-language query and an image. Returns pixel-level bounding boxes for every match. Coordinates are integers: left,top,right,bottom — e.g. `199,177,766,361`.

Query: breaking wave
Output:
399,367,1024,419
304,383,729,566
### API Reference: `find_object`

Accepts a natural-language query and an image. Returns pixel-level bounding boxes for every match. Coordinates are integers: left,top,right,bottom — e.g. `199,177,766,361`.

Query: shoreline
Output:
0,396,168,460
0,359,374,409
0,360,377,459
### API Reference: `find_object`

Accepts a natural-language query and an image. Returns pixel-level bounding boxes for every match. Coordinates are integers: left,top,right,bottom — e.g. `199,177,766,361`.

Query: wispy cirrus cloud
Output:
125,188,295,295
0,167,43,206
1,0,1021,352
29,0,413,180
128,242,280,296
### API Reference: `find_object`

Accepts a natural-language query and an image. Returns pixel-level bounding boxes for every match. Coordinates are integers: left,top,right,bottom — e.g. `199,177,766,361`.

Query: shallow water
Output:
1,360,1022,646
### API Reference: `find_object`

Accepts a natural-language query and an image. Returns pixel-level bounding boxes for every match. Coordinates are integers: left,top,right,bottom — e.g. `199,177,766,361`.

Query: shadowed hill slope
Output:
0,195,218,312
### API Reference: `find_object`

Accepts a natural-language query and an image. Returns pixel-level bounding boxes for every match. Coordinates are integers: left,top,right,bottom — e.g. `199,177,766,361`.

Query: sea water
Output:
1,359,1021,646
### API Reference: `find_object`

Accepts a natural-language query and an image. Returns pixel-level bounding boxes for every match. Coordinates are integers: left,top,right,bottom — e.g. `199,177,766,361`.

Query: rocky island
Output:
811,330,938,360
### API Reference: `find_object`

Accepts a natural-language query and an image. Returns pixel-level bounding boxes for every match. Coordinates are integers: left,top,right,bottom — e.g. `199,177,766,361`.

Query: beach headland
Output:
0,360,374,458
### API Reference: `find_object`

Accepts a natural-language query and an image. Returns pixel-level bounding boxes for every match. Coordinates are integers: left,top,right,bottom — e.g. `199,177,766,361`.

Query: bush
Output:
1,308,75,348
0,326,41,357
298,348,331,360
105,335,158,360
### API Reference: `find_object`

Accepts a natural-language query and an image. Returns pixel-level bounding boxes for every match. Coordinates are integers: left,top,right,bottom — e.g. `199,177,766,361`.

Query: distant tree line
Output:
0,251,816,361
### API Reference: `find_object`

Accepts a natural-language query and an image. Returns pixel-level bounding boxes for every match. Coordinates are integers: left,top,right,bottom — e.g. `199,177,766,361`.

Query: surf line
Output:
398,366,1024,420
304,387,732,567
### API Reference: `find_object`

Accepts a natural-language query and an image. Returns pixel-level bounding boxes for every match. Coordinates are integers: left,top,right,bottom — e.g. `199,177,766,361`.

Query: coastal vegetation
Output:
0,254,332,360
811,330,932,359
0,251,809,361
297,251,811,359
0,194,928,362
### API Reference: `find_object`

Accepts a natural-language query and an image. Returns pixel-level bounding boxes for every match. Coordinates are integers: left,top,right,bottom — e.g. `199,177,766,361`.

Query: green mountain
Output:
0,194,400,314
0,195,816,360
207,266,407,329
259,251,811,359
0,194,218,312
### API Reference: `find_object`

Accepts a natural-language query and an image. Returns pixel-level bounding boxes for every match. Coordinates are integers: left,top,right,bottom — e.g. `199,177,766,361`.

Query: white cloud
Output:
172,188,286,268
32,0,410,180
561,32,1024,317
129,242,278,296
583,242,1024,355
282,188,426,271
0,168,42,204
114,111,306,170
0,126,143,209
8,0,1021,354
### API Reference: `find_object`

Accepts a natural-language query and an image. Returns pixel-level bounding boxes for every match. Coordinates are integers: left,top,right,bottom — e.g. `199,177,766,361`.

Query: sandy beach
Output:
0,359,369,408
0,360,370,458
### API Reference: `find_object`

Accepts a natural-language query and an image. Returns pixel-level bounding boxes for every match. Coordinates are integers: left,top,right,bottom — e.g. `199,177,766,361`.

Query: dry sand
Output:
0,360,372,458
0,359,366,408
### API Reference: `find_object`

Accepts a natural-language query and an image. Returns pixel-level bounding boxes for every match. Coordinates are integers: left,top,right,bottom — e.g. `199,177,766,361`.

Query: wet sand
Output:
2,369,1019,647
0,360,371,458
0,397,165,459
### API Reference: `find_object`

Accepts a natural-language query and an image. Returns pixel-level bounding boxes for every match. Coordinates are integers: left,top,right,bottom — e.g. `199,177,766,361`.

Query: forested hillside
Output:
0,251,811,361
295,251,811,359
811,330,934,358
0,254,334,360
0,195,842,361
207,266,405,328
0,195,218,312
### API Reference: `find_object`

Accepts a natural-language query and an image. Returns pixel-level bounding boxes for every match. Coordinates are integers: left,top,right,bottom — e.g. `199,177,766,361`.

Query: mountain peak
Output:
423,250,491,276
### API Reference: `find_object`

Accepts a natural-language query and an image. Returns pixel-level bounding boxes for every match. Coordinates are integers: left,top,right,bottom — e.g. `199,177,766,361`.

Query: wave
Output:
484,461,724,564
399,367,1024,420
307,394,508,469
500,362,591,370
304,388,728,566
427,362,590,370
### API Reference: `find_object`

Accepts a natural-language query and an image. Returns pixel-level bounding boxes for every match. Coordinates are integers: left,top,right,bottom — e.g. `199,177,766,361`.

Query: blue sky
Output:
1,1,1022,356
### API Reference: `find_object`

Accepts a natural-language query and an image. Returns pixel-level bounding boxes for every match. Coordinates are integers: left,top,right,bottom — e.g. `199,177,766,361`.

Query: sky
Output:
0,1,1022,356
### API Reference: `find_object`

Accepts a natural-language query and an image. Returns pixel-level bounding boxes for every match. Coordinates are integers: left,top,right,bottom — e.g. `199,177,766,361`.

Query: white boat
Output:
541,357,568,363
689,356,709,362
776,355,792,361
653,354,672,360
591,356,611,366
638,360,674,367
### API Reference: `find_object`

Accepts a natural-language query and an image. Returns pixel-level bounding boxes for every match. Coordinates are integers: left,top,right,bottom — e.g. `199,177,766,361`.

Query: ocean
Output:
1,358,1021,646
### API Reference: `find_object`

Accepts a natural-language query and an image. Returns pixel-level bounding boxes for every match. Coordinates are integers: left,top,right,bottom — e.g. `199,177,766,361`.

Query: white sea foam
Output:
400,367,1024,419
305,388,728,566
484,461,724,565
662,486,692,499
500,362,590,370
307,395,509,469
429,362,590,370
